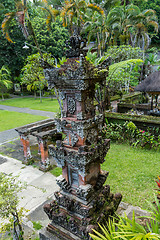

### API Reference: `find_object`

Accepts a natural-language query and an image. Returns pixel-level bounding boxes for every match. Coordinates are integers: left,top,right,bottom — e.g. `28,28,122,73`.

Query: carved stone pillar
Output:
19,134,32,164
37,137,50,171
41,35,122,240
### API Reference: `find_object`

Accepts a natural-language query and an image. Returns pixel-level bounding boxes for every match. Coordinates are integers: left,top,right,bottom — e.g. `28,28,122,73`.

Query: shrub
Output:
0,93,10,99
104,121,160,150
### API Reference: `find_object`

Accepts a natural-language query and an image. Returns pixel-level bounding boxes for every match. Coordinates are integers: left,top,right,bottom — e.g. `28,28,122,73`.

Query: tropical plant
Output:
82,10,108,56
0,65,12,100
42,0,106,55
130,8,158,50
0,0,30,79
106,3,138,45
86,50,143,111
102,0,121,14
105,45,143,63
106,2,158,50
104,121,160,150
0,173,27,240
90,210,160,240
132,0,160,44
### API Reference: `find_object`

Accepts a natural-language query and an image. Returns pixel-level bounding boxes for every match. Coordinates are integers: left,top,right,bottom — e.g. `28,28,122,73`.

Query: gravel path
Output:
0,104,56,118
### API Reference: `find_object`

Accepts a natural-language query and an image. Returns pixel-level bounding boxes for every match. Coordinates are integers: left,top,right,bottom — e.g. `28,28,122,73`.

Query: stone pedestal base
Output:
39,226,80,240
44,184,122,240
39,228,61,240
47,224,81,240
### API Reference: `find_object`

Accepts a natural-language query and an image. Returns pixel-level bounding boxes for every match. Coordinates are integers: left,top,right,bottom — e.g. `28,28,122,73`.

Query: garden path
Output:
0,104,55,144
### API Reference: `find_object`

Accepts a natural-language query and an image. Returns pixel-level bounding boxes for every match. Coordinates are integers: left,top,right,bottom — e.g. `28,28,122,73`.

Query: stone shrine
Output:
41,35,122,240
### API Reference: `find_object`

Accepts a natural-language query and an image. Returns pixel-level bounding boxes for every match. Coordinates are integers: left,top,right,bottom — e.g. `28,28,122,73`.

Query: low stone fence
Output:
105,112,160,135
117,103,151,114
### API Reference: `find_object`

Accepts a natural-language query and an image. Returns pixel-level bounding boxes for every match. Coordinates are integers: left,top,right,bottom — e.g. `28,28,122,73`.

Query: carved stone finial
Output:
66,30,86,58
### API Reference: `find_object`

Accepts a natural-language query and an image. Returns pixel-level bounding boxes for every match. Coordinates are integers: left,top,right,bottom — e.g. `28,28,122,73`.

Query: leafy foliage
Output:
21,53,54,102
90,210,160,240
105,45,143,63
0,66,12,100
108,58,143,93
0,173,27,239
104,121,160,150
132,0,160,44
29,16,69,58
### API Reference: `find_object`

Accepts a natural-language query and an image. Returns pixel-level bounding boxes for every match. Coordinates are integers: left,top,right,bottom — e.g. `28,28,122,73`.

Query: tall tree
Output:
106,3,158,49
132,0,160,44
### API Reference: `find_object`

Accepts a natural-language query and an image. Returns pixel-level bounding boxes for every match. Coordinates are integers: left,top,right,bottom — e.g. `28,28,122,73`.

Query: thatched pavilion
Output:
135,71,160,110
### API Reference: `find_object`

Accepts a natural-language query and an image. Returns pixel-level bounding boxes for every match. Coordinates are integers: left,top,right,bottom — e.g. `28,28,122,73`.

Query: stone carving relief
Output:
56,176,72,193
76,79,88,91
67,97,76,114
76,184,94,201
70,132,78,146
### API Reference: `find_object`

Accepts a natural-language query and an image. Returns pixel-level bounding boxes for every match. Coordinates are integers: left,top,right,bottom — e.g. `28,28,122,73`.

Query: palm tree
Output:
106,4,140,45
131,8,158,50
1,0,43,58
106,3,158,49
82,11,108,56
102,0,121,14
42,0,106,55
0,66,12,101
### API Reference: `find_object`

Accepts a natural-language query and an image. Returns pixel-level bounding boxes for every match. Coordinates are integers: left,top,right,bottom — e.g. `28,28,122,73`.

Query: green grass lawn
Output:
0,110,47,131
103,143,160,209
0,97,59,112
50,143,160,210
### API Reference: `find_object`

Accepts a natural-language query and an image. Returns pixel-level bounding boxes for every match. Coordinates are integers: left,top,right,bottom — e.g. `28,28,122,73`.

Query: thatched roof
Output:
135,71,160,94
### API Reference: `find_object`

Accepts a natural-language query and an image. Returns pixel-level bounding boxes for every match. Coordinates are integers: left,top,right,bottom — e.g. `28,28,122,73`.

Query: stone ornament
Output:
67,97,76,114
42,38,122,240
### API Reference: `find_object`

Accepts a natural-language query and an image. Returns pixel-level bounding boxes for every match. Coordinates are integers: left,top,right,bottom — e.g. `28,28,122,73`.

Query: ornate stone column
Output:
37,137,50,171
41,35,122,240
17,130,32,164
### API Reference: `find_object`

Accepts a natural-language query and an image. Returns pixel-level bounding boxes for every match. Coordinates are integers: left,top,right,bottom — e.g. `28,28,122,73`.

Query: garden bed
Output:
105,112,160,134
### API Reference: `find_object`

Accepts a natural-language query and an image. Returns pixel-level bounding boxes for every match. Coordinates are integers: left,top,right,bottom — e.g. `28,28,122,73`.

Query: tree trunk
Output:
40,89,42,103
1,92,4,101
12,211,24,240
34,91,36,100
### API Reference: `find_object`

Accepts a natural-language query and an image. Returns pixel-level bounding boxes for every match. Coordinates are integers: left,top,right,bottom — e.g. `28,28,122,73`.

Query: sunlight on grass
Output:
103,143,160,209
0,97,59,112
0,110,47,131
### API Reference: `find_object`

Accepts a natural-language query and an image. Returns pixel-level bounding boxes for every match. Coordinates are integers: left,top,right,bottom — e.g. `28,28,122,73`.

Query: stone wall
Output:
105,112,160,135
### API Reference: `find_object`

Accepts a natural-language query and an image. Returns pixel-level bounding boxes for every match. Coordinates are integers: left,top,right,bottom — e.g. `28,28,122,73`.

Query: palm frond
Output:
148,20,159,32
2,12,16,43
142,9,157,17
88,3,104,16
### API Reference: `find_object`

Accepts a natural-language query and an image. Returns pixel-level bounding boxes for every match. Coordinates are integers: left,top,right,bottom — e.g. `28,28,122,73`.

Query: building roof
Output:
135,71,160,93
